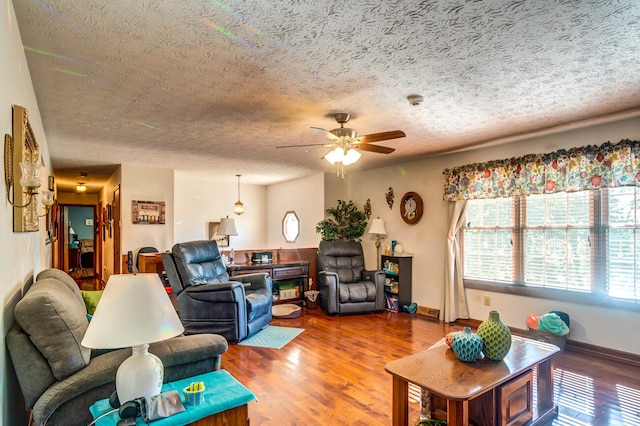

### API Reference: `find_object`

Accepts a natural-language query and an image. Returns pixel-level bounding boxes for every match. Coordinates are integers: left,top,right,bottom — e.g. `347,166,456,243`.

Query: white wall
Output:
347,116,640,355
120,165,174,254
173,171,267,249
266,173,324,248
1,3,52,424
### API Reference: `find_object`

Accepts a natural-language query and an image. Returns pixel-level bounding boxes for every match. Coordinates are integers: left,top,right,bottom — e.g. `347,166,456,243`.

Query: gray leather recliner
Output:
317,241,385,314
162,240,273,342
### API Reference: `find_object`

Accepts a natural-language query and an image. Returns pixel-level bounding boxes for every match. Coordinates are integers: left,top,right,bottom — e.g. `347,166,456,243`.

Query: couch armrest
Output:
183,281,246,303
317,271,339,313
235,272,271,293
34,334,227,426
363,270,386,311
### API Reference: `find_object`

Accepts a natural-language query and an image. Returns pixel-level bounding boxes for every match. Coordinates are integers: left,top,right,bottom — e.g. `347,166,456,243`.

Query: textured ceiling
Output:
12,0,640,191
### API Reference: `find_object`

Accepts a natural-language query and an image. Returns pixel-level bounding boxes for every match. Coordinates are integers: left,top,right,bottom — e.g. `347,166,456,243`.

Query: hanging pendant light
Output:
233,174,245,215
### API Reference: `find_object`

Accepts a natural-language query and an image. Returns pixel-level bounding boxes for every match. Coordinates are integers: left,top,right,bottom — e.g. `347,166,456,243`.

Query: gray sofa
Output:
6,268,228,426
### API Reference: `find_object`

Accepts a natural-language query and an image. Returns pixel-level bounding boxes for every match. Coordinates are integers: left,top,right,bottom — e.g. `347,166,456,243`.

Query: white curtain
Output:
441,200,469,323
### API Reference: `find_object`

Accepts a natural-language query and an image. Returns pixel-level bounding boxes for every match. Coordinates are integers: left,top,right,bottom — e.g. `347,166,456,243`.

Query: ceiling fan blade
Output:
276,142,331,148
358,130,406,144
311,127,340,142
357,144,395,154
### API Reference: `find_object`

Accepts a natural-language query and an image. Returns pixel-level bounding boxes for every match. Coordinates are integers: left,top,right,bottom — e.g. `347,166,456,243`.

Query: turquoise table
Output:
90,370,257,425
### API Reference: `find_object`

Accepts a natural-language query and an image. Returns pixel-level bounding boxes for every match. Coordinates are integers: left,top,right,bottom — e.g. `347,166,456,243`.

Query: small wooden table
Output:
90,370,256,425
384,336,560,426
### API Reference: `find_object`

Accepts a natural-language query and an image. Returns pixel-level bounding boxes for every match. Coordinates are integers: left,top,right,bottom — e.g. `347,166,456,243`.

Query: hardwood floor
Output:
222,308,640,426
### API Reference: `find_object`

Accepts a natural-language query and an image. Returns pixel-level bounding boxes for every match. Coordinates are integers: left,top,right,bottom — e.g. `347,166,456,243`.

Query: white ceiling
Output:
12,0,640,191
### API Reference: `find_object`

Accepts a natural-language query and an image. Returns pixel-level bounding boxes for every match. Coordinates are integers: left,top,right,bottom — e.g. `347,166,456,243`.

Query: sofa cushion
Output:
36,268,85,308
339,281,376,303
80,290,103,315
15,278,91,381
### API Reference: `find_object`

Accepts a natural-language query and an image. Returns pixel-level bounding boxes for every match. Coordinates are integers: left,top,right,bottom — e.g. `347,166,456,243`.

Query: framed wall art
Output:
8,105,40,232
132,200,166,224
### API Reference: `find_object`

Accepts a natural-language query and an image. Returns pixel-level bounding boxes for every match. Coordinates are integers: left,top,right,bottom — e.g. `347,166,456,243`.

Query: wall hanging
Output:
400,191,423,225
132,200,165,224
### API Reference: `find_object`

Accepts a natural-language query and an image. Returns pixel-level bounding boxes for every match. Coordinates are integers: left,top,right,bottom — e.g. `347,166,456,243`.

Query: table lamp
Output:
217,216,239,263
81,273,184,402
368,218,387,269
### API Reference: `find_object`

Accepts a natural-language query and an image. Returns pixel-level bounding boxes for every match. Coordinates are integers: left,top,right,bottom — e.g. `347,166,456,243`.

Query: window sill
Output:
464,279,640,312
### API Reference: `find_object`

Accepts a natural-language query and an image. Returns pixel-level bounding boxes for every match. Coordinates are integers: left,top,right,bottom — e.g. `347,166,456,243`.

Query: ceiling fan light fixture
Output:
325,147,345,165
342,148,361,165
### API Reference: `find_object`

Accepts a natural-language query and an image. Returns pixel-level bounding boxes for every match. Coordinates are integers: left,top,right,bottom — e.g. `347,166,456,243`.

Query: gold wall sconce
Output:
4,105,55,232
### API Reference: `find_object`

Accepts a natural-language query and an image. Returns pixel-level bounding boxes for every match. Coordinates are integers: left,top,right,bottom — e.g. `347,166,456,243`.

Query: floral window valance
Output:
443,139,640,201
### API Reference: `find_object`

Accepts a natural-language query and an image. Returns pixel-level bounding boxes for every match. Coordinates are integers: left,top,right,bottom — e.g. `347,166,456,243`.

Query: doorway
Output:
62,205,97,279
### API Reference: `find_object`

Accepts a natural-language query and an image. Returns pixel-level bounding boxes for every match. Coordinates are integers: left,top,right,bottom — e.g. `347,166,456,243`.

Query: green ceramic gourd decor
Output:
477,310,512,360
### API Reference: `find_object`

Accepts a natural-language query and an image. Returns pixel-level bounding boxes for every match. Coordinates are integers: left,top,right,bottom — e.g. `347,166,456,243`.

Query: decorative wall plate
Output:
400,192,423,224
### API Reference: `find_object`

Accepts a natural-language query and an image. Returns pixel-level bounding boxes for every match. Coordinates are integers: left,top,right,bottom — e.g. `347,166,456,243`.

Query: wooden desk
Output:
68,247,80,270
138,252,164,273
228,261,310,305
384,336,560,426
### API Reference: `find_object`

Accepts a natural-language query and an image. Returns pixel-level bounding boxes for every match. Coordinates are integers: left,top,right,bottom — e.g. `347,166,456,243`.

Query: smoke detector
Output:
407,94,424,106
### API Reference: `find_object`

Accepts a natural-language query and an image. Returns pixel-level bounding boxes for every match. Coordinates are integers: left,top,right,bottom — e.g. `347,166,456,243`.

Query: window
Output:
282,211,300,243
463,187,640,306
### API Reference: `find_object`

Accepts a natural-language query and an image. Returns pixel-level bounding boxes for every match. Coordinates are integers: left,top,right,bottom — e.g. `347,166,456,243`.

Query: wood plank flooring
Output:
222,308,640,426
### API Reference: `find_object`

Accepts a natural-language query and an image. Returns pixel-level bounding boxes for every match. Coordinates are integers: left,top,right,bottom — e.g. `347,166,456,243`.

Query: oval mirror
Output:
282,211,300,243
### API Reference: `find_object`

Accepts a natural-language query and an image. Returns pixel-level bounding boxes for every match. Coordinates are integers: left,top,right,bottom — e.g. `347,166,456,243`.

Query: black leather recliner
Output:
162,240,272,342
317,241,385,315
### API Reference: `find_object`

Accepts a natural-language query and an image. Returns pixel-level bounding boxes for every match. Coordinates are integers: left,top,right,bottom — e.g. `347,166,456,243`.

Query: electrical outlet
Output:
483,296,491,306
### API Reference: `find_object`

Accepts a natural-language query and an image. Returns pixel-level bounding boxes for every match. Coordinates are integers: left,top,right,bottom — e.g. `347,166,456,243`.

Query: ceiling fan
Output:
276,113,406,176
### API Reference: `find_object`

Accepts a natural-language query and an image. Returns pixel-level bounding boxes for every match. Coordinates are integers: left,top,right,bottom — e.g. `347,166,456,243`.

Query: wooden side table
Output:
385,336,560,426
90,370,256,425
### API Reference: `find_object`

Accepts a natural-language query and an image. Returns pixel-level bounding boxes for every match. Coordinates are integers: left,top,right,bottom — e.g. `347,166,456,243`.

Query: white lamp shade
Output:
368,218,387,235
81,273,184,349
342,148,361,165
325,147,344,165
217,216,239,236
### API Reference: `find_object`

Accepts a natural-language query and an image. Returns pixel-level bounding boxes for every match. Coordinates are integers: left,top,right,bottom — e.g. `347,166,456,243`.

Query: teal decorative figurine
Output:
451,327,483,362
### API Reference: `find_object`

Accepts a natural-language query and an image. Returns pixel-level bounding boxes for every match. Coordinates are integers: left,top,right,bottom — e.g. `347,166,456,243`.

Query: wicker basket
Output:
528,328,568,351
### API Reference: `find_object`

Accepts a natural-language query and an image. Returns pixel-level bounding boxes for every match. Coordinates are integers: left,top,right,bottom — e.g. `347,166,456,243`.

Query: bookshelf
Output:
382,255,412,312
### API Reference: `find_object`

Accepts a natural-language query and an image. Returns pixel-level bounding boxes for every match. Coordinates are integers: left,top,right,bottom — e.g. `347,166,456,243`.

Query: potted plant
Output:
315,200,368,242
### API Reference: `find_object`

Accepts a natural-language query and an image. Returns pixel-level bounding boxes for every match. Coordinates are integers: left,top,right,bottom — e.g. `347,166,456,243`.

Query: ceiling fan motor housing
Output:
331,127,357,140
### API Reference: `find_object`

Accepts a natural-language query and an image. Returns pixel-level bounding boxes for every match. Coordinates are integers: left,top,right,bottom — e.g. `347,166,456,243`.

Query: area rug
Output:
238,326,304,349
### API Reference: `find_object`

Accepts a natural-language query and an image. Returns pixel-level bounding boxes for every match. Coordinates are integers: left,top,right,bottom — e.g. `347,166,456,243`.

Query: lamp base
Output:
116,344,163,402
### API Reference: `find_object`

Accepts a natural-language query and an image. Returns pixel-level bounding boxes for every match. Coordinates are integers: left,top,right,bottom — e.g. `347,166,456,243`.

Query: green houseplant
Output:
316,200,368,242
